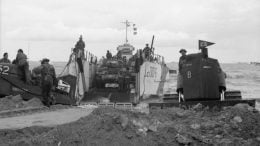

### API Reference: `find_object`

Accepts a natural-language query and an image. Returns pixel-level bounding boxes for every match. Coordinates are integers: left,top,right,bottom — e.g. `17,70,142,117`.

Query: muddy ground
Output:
0,95,72,119
0,102,259,146
0,95,44,112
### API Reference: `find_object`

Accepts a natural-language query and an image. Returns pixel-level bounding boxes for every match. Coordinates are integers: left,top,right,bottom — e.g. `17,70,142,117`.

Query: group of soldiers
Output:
0,49,56,107
0,49,33,84
142,44,165,64
104,43,155,62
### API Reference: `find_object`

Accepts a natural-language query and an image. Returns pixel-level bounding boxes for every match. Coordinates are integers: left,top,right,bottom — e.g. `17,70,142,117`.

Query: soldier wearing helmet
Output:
40,58,57,107
179,49,187,72
16,49,31,84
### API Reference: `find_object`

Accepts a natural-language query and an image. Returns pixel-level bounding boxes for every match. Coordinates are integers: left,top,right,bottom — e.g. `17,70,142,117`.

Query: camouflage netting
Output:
0,104,260,146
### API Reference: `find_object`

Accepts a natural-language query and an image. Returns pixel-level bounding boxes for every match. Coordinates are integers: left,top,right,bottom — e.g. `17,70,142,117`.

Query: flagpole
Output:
126,20,128,43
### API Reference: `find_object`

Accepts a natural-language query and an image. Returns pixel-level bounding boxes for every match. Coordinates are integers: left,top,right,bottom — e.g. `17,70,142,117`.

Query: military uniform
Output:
178,49,187,73
106,51,112,59
75,35,85,59
32,65,43,86
143,45,151,60
41,60,56,107
0,58,11,63
178,55,186,72
16,51,31,84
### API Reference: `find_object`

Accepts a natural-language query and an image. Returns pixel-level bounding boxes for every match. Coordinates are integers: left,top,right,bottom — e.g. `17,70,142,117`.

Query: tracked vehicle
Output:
149,40,256,109
91,46,136,103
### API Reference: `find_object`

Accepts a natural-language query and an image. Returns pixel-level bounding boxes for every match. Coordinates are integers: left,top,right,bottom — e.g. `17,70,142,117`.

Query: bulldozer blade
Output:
149,99,256,109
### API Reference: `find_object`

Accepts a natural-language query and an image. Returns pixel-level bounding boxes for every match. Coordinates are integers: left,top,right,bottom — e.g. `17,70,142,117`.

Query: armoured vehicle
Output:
149,40,256,108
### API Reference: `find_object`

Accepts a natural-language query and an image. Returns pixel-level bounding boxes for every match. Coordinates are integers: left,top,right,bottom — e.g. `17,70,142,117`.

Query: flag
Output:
126,22,130,27
199,40,215,49
133,26,137,35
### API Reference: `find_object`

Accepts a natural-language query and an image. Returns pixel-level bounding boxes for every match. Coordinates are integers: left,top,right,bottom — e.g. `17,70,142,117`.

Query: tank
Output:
88,44,137,103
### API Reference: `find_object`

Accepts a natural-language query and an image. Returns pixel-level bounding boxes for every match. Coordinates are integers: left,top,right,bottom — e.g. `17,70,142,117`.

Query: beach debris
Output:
190,123,201,130
0,95,44,112
233,116,243,123
175,133,192,145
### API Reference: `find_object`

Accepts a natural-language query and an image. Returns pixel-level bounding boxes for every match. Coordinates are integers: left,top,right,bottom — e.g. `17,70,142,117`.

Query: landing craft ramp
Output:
82,60,170,104
82,88,132,103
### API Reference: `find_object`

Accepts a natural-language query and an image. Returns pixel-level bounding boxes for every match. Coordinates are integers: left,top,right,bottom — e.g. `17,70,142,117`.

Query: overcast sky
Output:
0,0,259,63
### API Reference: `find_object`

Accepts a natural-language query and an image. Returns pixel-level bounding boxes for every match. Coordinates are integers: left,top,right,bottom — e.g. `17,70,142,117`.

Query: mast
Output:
122,20,131,44
121,20,137,44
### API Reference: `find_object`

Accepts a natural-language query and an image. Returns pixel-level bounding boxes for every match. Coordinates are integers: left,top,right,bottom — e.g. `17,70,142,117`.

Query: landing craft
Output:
0,62,74,104
59,20,174,105
1,29,254,109
0,40,167,107
0,36,97,105
0,20,173,107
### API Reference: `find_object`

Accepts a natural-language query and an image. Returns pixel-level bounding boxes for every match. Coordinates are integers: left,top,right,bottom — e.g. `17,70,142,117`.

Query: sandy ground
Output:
0,107,95,130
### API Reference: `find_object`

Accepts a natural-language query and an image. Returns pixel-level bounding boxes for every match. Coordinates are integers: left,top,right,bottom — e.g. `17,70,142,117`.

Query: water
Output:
222,63,260,100
30,61,66,76
222,63,260,110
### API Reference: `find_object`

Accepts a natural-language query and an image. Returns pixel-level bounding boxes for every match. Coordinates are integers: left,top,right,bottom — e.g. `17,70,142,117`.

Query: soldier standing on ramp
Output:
75,35,85,58
41,58,57,107
178,49,187,73
143,44,151,60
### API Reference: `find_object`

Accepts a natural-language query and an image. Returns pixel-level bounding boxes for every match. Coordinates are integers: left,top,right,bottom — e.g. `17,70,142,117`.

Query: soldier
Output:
106,50,112,59
16,49,31,84
31,60,44,86
143,44,151,60
178,49,187,72
75,35,85,59
117,51,122,60
0,52,11,63
40,58,57,107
